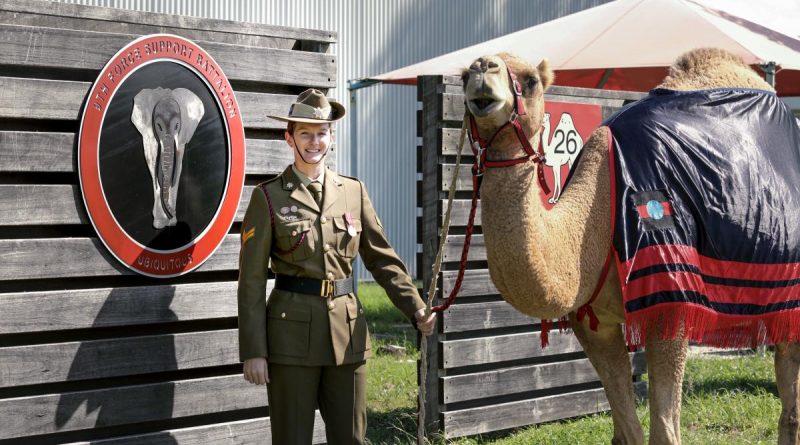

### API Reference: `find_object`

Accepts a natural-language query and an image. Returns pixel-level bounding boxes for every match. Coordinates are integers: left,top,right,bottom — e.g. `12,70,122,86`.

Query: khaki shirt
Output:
237,166,425,366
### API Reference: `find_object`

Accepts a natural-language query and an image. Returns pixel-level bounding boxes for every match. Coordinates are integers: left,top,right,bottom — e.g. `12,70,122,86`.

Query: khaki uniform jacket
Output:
237,166,425,366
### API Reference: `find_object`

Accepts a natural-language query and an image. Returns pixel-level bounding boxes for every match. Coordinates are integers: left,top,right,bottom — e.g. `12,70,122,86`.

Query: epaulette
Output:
336,173,360,184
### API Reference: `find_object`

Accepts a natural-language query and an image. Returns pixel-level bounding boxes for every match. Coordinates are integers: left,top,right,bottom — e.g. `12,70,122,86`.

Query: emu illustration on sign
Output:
541,112,583,203
132,88,205,229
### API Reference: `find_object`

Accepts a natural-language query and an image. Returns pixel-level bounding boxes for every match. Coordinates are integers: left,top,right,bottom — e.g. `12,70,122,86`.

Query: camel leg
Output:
644,336,688,445
569,312,644,445
775,342,800,445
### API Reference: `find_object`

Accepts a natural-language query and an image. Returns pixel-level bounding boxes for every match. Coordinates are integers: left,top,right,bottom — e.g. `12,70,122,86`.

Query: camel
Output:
461,49,800,445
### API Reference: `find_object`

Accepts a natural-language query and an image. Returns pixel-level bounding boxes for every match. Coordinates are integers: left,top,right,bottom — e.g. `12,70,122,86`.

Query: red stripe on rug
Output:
619,244,800,282
624,270,800,306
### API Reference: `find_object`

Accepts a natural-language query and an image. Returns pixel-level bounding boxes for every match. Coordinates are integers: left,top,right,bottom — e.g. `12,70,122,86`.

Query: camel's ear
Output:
537,59,554,91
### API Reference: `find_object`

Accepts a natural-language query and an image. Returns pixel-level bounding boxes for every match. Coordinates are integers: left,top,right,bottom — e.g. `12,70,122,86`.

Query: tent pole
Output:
760,61,777,88
597,68,614,89
348,85,358,178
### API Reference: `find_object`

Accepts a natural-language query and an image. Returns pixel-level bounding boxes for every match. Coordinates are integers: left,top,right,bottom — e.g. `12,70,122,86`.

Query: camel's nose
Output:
477,59,501,73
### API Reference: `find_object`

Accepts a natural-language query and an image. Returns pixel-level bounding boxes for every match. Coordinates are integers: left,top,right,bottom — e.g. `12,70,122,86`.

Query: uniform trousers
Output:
267,360,367,445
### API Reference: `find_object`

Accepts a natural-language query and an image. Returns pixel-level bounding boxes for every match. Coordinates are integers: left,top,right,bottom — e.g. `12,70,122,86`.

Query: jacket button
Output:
291,230,297,237
327,301,335,310
327,272,334,280
320,216,328,224
323,244,331,252
281,312,286,318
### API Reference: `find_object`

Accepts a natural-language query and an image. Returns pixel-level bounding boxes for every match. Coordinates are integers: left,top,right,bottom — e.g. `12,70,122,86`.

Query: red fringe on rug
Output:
540,316,571,348
624,303,800,348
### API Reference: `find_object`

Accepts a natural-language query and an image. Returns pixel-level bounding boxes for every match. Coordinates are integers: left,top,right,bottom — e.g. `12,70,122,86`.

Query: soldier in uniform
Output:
237,88,436,444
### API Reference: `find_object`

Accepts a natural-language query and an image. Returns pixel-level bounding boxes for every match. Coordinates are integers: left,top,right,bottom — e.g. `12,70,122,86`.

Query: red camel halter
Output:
432,66,550,314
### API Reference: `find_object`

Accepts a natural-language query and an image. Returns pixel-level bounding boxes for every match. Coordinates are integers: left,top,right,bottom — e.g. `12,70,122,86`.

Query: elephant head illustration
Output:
132,88,204,229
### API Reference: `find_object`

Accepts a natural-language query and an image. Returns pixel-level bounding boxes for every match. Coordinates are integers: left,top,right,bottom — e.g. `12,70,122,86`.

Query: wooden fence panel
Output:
0,132,294,175
417,75,647,438
0,281,268,334
0,375,264,439
0,1,336,442
0,24,336,87
0,235,240,280
0,330,240,387
61,416,328,445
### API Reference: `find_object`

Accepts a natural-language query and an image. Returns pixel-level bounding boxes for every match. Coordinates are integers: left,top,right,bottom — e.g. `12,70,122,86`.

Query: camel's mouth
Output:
467,97,503,117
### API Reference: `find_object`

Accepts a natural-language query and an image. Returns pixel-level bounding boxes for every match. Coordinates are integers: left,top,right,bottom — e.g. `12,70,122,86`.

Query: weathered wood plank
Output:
1,182,315,226
442,331,583,368
0,184,86,225
442,382,647,438
0,24,336,87
442,93,466,122
442,92,642,124
440,164,474,192
0,131,75,172
62,415,327,445
0,329,242,387
441,128,472,156
0,77,88,121
0,235,239,280
439,77,645,100
0,132,291,174
443,234,485,263
547,85,646,101
0,77,295,130
0,0,336,43
442,353,646,404
237,91,298,130
0,374,267,440
441,269,498,298
441,199,481,227
0,281,269,334
0,184,251,226
443,301,534,333
544,94,627,107
246,138,294,175
0,10,298,51
417,76,445,434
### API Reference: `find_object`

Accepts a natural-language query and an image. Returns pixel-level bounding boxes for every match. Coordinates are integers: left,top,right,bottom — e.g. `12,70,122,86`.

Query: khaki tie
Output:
308,181,323,207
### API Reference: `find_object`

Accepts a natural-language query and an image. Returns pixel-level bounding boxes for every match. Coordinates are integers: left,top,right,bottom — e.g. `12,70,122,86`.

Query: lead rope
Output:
418,116,468,445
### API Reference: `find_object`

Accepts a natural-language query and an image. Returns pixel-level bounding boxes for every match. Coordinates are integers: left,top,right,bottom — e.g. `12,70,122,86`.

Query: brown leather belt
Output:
275,274,354,298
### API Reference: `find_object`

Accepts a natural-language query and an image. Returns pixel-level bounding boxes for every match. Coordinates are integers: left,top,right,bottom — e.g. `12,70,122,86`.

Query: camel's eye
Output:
526,76,539,90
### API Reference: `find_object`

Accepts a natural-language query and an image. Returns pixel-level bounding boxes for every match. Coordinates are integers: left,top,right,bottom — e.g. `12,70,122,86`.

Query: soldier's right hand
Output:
243,357,269,385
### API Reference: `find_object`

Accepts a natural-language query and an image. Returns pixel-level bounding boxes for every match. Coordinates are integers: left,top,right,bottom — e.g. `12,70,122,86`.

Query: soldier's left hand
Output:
414,309,437,336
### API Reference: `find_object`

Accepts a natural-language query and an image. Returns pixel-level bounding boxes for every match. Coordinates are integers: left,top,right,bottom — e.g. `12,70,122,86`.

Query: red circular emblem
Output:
79,34,245,277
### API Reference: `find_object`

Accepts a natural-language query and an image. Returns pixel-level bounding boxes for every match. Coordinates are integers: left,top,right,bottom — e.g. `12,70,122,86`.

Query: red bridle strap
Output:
431,66,550,314
466,66,549,194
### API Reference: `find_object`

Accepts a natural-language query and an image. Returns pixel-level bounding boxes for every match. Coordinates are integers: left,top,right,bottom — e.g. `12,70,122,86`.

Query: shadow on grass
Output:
367,407,542,445
367,407,418,444
683,375,778,398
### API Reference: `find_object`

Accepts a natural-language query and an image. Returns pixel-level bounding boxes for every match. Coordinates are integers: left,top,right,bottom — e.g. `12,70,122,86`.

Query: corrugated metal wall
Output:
58,0,611,278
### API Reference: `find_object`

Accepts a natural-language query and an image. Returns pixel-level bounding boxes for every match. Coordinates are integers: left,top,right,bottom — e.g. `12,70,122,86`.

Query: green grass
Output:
359,281,782,444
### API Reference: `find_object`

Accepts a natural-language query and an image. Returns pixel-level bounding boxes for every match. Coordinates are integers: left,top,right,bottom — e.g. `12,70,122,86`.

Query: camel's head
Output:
462,53,553,158
659,47,773,92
